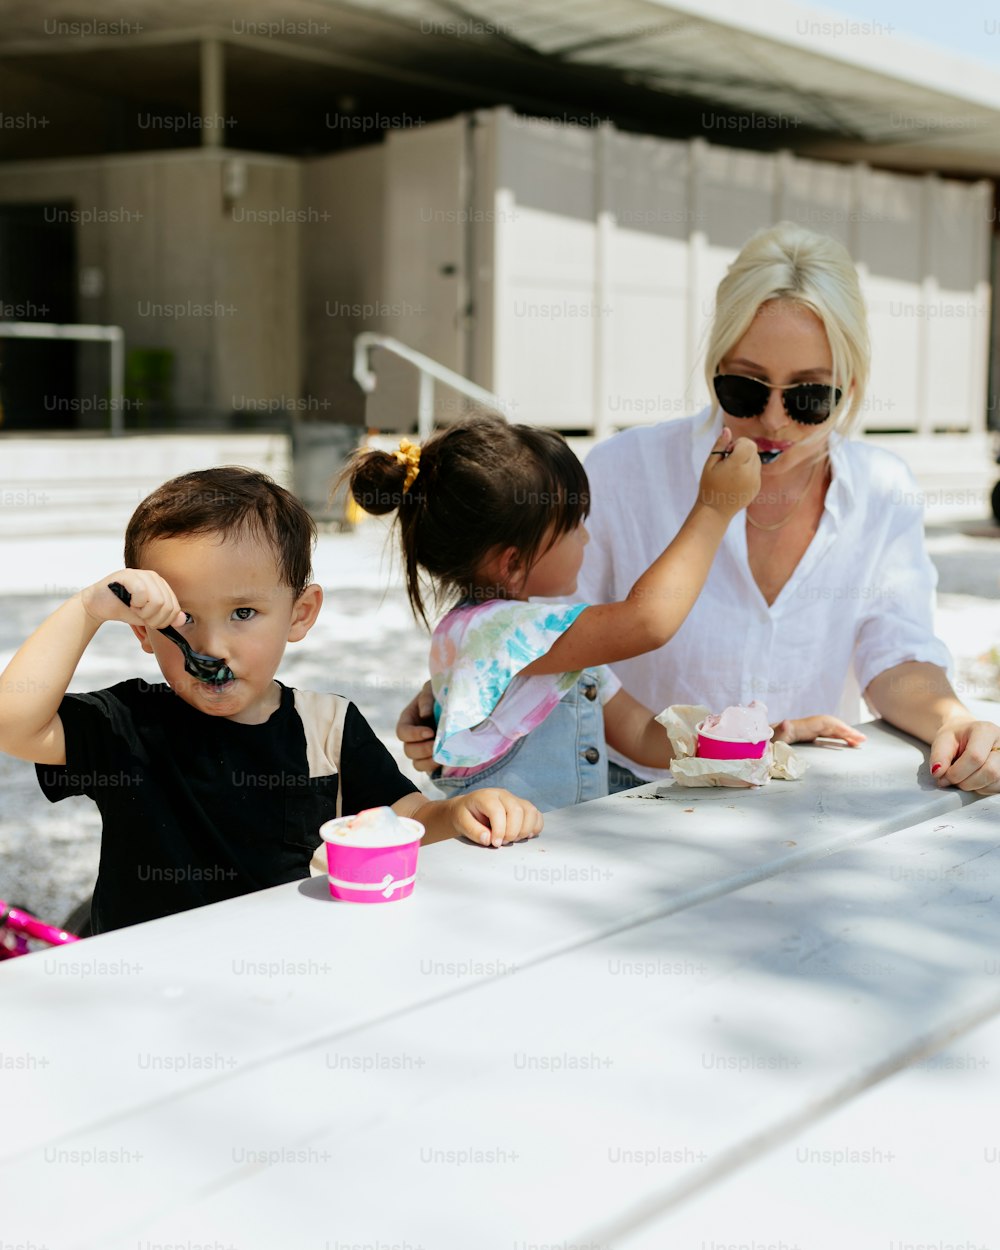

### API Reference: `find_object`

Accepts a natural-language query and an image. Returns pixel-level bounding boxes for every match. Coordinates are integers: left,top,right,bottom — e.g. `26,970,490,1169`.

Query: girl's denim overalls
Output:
432,669,608,812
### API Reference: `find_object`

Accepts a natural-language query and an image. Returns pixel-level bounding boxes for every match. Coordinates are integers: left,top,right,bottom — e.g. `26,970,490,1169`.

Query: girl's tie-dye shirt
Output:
430,600,620,773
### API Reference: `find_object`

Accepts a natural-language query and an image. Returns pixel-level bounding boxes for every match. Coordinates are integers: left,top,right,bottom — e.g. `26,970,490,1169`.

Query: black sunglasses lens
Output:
714,375,767,418
785,385,842,424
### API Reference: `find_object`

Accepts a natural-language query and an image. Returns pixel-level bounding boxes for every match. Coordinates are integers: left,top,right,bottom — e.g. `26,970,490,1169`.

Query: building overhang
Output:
2,0,999,176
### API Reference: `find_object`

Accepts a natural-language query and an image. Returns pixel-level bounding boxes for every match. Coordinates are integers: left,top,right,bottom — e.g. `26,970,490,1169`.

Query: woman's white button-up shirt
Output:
577,409,953,781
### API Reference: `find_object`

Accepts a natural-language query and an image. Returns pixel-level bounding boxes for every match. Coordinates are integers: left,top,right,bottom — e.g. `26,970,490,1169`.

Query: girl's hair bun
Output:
345,448,410,516
340,415,590,627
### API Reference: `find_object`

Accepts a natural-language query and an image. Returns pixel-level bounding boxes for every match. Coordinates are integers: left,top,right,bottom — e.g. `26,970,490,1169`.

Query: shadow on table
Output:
598,803,1000,1064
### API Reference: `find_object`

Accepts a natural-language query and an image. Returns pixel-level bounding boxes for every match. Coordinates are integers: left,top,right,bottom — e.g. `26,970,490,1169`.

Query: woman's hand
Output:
771,715,867,747
930,717,1000,795
396,681,438,774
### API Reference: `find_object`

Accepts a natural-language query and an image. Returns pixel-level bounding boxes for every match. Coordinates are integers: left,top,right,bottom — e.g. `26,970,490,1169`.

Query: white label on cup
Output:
328,872,417,898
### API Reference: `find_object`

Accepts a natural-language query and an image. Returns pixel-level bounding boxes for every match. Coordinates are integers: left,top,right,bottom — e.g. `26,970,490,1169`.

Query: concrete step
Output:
0,434,291,537
1,430,997,539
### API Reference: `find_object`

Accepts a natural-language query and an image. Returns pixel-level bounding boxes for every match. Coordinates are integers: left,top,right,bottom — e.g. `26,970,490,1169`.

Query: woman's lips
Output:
754,437,793,464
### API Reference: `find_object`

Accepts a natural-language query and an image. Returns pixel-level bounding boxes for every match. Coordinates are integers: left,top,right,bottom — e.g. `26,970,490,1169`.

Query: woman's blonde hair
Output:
704,221,870,437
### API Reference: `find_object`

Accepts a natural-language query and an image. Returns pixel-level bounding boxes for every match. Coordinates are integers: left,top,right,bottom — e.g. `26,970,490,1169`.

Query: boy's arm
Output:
521,431,760,675
392,789,543,848
0,596,100,764
0,571,185,765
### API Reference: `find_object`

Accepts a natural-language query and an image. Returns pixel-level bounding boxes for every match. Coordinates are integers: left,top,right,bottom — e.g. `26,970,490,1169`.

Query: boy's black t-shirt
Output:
36,679,418,934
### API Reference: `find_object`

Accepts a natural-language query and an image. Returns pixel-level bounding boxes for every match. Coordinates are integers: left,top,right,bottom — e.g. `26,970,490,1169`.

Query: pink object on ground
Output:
320,807,424,903
0,898,79,958
696,701,774,760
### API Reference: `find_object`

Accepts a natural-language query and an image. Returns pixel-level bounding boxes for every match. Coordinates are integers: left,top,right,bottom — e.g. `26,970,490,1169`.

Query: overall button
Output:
582,683,598,701
582,747,600,765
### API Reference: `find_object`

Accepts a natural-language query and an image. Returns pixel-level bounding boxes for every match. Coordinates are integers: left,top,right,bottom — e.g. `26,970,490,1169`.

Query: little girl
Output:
346,414,761,811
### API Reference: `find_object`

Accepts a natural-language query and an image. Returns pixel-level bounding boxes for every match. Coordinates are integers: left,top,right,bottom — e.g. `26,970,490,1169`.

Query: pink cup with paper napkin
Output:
696,702,774,760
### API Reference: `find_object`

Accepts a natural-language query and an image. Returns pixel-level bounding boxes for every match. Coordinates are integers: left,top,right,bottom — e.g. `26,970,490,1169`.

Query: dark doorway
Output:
0,202,77,430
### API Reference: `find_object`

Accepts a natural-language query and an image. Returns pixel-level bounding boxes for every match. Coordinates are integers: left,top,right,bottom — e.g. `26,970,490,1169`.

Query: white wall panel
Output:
855,168,924,430
924,178,991,432
599,132,691,434
383,117,468,377
329,109,993,441
498,208,598,427
302,144,385,423
491,111,599,428
775,154,855,247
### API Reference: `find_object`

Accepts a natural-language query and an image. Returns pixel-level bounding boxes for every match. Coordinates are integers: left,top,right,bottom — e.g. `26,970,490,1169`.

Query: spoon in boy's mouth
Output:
107,582,235,685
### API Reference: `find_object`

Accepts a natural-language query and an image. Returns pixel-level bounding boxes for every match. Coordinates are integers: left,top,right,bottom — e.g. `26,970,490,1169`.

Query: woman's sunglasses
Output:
713,374,842,425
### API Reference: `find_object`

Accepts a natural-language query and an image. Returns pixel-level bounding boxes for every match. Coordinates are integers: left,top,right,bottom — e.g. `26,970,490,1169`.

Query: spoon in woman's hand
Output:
107,581,235,685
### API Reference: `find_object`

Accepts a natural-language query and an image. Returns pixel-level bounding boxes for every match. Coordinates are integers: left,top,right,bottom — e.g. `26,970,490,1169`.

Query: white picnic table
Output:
2,700,999,1249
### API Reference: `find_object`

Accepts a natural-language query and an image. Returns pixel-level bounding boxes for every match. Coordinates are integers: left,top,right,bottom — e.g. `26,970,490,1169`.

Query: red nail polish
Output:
931,764,942,775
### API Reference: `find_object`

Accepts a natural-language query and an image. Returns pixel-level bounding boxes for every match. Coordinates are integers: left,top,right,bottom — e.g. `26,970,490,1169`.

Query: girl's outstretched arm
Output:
522,430,760,676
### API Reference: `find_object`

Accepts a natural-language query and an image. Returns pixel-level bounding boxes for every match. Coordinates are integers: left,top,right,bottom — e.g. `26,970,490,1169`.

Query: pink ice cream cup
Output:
695,703,774,761
320,807,424,904
695,729,769,760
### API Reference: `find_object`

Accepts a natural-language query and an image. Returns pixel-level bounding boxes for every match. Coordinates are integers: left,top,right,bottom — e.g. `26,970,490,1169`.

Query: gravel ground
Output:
1,516,998,928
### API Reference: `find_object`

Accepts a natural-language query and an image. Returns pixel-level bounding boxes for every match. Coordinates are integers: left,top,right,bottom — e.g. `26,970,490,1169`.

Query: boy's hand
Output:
771,715,866,747
0,571,188,767
80,570,187,631
698,429,761,518
447,789,543,848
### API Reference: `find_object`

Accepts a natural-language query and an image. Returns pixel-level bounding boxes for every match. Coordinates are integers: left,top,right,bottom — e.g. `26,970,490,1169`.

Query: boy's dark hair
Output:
345,414,589,626
125,467,316,595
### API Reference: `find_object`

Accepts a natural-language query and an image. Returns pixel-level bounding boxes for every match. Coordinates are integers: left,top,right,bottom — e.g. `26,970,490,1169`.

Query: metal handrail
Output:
353,332,513,439
0,321,126,435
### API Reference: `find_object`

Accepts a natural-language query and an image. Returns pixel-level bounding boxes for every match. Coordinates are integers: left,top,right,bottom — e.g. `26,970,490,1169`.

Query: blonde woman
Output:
399,222,1000,796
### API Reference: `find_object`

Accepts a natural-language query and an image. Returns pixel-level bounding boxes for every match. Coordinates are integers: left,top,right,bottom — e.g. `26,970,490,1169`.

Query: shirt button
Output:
582,747,600,765
582,683,598,701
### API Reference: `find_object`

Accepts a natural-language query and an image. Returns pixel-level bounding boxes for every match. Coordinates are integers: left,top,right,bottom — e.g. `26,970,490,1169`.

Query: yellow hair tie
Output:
393,438,421,493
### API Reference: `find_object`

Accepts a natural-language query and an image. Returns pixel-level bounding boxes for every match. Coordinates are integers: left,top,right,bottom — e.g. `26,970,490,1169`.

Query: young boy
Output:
0,467,542,934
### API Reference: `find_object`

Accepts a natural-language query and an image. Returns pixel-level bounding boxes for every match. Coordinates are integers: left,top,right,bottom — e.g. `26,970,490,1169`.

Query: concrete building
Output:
1,0,999,516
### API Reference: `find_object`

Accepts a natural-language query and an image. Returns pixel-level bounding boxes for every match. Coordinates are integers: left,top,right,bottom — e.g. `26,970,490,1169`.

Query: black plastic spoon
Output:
710,449,784,464
107,581,235,684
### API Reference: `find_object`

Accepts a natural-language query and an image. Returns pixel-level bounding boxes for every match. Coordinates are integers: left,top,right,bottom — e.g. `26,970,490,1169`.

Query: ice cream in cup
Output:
320,806,424,903
696,702,774,760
